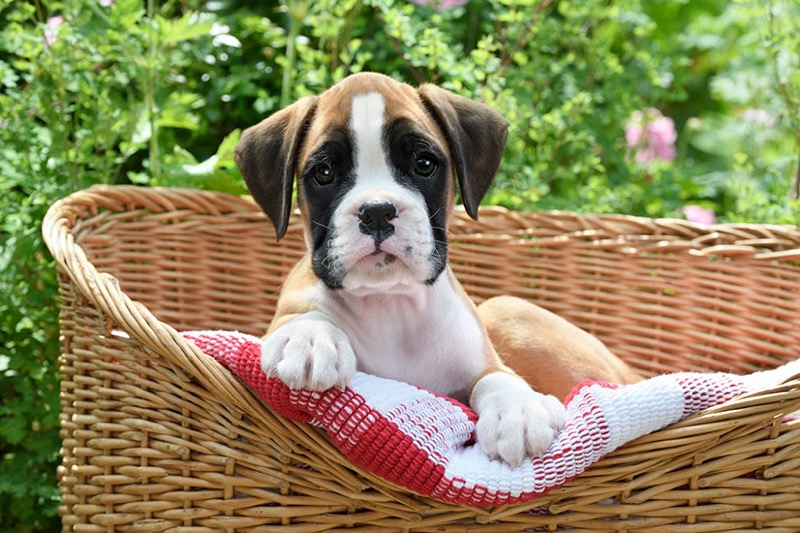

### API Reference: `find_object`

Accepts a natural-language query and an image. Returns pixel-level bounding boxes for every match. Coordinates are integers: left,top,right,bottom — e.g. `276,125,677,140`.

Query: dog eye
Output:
313,163,335,186
413,154,437,177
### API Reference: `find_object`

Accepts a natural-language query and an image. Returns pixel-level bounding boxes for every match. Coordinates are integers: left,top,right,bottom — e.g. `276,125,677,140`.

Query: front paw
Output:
472,371,566,467
262,312,356,391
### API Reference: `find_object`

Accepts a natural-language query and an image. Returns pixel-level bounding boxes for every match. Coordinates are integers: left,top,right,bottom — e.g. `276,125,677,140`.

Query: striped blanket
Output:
184,330,799,507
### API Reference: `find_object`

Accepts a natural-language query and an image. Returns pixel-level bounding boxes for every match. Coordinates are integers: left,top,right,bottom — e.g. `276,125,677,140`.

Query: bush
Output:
0,0,243,528
651,0,800,224
1,0,798,530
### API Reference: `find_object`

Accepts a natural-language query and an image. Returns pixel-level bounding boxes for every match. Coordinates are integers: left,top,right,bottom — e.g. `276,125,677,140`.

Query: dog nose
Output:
358,202,397,243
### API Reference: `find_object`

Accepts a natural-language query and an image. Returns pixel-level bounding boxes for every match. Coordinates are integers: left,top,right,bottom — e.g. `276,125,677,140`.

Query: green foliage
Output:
647,0,800,223
1,0,799,530
0,187,62,531
0,0,248,529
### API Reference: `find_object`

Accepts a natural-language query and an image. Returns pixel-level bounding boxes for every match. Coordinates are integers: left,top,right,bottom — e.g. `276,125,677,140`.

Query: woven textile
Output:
183,330,800,507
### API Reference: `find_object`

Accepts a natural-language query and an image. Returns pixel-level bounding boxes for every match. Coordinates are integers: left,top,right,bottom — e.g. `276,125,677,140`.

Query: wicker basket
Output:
43,185,800,532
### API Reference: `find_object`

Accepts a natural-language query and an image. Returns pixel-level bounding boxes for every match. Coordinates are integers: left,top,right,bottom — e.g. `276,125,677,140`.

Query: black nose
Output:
358,202,397,243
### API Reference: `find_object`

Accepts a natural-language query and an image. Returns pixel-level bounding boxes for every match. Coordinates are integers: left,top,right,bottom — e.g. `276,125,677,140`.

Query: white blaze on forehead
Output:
350,93,392,184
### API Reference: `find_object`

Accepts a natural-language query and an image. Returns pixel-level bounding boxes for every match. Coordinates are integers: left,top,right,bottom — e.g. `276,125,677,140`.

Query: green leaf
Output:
157,12,214,46
214,129,241,166
157,107,200,130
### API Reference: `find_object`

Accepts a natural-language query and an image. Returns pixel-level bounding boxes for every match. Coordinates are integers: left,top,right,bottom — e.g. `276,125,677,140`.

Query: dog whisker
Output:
429,245,446,262
312,219,334,231
430,224,452,237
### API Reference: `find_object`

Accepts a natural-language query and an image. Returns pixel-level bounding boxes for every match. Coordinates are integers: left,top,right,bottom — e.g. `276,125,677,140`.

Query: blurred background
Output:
1,0,798,529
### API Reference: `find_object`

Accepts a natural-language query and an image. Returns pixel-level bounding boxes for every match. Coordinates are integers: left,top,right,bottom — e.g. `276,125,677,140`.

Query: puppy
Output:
236,72,639,466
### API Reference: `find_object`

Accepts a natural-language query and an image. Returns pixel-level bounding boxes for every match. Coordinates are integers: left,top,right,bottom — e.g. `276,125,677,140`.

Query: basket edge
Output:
42,185,274,416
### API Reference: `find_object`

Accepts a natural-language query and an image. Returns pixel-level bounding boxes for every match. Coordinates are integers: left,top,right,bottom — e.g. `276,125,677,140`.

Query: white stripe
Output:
350,93,394,187
592,377,686,450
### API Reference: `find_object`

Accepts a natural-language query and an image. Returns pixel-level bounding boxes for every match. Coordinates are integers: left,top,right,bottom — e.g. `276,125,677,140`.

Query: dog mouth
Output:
373,252,398,270
346,240,421,278
364,245,399,267
369,241,398,258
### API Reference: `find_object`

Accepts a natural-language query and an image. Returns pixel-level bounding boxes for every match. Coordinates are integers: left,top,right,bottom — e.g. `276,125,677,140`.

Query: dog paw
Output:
261,312,357,391
472,371,566,467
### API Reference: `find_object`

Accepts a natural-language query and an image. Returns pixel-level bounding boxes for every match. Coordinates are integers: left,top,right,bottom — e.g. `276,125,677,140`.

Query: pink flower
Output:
682,205,716,225
408,0,469,9
625,109,677,163
44,15,63,46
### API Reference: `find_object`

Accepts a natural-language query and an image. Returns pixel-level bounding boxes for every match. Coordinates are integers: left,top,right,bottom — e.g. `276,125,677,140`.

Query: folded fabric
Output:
183,330,800,507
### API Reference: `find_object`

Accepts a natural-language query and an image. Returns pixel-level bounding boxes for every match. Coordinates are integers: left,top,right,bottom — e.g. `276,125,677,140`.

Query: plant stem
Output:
791,135,800,200
280,1,304,109
145,0,160,181
372,6,424,85
765,0,800,200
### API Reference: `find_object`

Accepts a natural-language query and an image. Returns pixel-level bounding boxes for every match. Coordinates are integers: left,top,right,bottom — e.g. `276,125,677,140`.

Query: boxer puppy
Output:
236,72,638,466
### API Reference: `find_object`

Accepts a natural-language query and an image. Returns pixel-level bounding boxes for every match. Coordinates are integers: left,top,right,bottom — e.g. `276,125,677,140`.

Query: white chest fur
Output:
306,272,487,399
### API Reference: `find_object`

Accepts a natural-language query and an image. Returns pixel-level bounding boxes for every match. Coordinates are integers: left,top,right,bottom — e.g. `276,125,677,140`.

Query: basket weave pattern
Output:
44,185,800,531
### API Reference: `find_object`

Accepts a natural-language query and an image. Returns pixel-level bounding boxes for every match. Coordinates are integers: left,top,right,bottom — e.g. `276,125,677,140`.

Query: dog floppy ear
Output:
235,96,318,239
417,85,508,220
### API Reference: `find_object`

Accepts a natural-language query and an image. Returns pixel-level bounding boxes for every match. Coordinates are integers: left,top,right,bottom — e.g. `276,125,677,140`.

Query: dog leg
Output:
471,370,566,465
478,295,642,400
261,311,357,391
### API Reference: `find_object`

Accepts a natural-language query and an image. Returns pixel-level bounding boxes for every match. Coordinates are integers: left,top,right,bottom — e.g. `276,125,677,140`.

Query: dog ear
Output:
235,96,318,239
417,85,508,220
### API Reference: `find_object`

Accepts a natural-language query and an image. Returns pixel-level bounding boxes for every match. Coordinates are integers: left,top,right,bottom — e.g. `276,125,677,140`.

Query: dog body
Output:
236,72,636,466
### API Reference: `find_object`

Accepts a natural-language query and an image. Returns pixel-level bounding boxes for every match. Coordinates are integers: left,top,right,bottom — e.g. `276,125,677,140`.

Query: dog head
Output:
236,72,508,294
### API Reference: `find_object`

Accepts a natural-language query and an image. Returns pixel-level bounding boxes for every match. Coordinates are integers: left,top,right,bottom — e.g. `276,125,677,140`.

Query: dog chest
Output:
308,278,487,397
